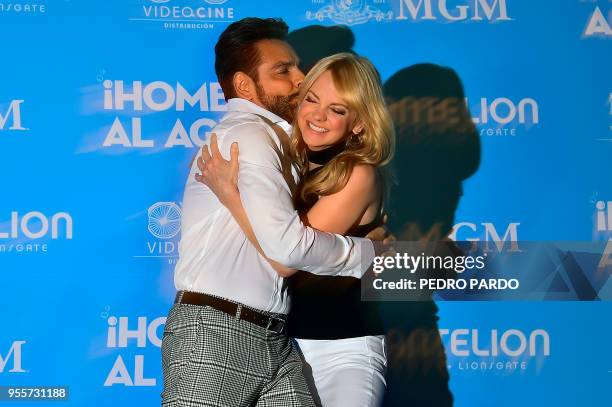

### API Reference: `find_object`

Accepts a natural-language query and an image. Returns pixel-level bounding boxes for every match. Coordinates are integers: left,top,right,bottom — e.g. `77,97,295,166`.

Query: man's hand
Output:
195,133,240,207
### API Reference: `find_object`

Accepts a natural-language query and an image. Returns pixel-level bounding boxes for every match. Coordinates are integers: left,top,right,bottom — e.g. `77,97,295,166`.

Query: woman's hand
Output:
365,214,397,257
195,133,240,207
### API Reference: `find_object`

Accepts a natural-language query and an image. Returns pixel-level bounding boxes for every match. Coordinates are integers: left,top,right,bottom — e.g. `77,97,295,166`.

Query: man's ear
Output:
233,72,257,101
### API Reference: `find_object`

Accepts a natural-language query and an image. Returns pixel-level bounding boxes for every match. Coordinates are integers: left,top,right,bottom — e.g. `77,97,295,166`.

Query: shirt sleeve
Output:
219,121,375,278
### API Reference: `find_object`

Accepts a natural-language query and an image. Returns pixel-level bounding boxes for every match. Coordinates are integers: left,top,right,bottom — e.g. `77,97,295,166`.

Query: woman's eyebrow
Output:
309,90,348,108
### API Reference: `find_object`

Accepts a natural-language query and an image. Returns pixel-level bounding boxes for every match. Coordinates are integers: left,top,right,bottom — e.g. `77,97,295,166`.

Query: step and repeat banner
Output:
1,1,611,406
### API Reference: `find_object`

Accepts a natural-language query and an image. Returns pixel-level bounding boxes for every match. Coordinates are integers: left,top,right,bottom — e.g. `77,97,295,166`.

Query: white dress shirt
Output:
174,98,375,314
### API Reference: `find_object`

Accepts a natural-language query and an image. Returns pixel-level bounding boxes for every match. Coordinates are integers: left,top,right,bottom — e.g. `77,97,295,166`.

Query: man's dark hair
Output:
215,18,289,100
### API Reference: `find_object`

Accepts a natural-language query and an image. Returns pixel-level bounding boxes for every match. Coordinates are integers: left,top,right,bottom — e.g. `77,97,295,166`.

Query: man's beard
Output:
255,82,299,123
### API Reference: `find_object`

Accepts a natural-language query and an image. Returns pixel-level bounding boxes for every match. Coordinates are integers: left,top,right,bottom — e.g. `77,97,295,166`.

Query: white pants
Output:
296,336,387,407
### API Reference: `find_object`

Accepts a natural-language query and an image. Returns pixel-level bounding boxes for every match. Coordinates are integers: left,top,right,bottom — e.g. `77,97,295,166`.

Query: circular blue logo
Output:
148,202,182,239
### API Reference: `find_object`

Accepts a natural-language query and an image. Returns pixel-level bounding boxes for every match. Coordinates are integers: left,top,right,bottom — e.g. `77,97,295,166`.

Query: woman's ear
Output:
352,121,365,135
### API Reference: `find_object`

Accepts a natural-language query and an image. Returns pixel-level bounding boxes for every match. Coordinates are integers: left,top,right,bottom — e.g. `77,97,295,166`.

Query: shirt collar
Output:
226,98,292,134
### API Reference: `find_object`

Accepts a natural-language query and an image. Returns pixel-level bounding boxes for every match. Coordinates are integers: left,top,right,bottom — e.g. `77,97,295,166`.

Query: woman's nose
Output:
311,106,326,122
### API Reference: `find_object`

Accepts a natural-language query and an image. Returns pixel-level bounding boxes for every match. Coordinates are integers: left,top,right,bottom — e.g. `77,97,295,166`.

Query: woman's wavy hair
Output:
291,53,395,208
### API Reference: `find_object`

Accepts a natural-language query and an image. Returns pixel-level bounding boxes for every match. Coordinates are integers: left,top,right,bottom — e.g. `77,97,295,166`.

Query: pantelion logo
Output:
0,211,73,254
440,328,550,372
0,2,46,14
469,97,539,136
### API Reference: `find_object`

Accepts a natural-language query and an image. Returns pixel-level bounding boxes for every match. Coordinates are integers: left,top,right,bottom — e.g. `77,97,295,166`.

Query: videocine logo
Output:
133,202,181,263
147,202,182,239
0,341,27,373
0,100,28,131
131,0,234,30
142,0,232,18
149,0,228,4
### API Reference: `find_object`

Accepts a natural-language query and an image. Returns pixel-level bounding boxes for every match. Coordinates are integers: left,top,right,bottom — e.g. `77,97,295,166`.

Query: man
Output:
161,18,382,407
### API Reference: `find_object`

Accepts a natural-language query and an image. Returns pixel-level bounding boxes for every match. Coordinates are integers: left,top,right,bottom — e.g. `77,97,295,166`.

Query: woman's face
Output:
297,70,363,151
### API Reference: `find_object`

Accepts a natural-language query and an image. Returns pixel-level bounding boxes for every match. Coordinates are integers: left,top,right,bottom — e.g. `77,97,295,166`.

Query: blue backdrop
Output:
1,0,611,406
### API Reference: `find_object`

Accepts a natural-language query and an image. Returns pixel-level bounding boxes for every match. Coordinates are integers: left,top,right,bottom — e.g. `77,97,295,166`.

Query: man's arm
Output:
219,122,375,278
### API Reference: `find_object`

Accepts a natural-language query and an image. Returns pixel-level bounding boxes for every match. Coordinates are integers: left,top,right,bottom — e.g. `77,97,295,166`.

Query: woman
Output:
197,53,395,406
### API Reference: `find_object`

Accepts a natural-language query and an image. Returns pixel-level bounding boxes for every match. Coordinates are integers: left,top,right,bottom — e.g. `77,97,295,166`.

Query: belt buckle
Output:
266,317,285,334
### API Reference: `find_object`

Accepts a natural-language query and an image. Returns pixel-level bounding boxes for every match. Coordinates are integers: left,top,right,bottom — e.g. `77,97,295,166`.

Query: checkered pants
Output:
161,303,316,407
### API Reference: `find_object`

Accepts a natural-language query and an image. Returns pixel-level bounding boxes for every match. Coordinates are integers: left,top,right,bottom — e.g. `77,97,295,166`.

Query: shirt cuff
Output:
348,237,376,279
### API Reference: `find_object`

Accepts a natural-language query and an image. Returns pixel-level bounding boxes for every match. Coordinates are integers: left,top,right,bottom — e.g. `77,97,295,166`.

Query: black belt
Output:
175,291,286,334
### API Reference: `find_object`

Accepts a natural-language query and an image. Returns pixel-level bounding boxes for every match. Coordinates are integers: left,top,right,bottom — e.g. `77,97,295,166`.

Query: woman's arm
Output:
301,164,379,235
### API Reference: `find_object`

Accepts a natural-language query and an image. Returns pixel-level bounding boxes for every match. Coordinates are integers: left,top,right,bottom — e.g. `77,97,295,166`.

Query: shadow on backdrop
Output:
380,63,481,407
287,24,356,73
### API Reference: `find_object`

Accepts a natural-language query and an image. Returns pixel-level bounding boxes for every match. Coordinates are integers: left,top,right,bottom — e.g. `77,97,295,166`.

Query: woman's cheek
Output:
298,108,312,124
330,117,347,135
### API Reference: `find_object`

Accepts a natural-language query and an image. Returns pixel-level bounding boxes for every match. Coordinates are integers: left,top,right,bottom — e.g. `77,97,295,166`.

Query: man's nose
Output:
294,69,305,88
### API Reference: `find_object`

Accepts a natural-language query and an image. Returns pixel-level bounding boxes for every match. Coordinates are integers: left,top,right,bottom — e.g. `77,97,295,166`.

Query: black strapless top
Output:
286,168,385,339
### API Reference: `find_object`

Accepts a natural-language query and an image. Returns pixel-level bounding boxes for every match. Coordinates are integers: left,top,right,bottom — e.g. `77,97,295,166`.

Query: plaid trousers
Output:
161,303,316,407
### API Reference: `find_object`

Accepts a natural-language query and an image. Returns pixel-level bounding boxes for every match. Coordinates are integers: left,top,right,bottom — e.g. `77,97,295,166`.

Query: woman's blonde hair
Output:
291,53,395,208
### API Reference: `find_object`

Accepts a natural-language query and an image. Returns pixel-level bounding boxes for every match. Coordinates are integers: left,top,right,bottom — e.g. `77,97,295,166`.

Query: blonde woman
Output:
197,53,395,406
